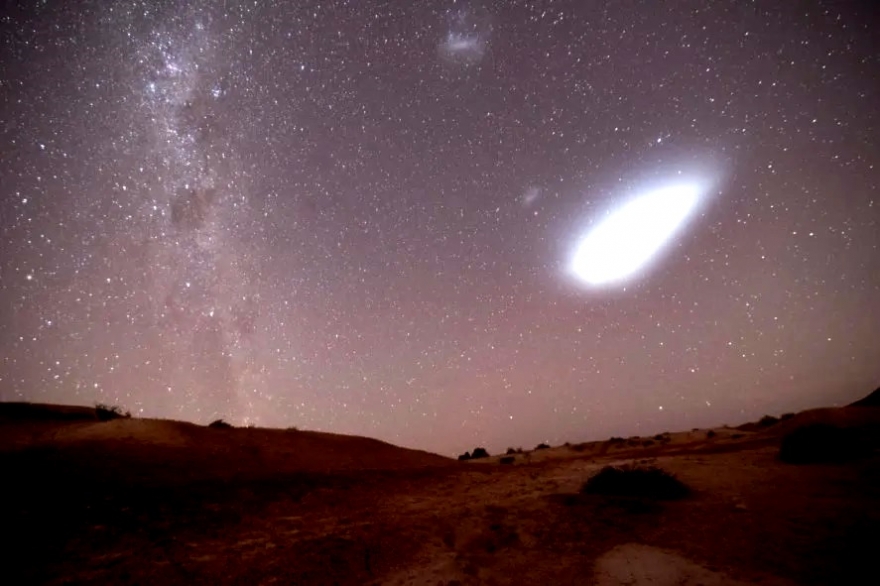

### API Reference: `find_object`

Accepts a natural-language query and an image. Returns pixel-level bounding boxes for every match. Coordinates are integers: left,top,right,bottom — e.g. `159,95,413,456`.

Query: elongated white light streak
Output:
570,184,702,286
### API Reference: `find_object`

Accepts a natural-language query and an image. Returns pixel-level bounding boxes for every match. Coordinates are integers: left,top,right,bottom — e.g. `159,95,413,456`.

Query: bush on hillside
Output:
581,465,689,500
458,451,471,461
471,447,490,459
499,456,515,465
706,430,716,438
535,443,550,450
208,419,233,429
506,447,517,455
759,415,780,427
95,403,131,421
779,423,870,464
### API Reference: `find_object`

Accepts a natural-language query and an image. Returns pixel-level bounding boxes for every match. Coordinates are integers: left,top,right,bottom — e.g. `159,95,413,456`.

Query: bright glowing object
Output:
570,184,702,286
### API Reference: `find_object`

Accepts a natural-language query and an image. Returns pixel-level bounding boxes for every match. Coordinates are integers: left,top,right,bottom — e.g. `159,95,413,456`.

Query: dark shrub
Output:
731,433,745,439
535,443,550,450
471,447,490,459
208,419,233,429
499,456,515,465
780,412,795,421
608,436,625,443
779,424,870,464
571,443,587,452
706,430,716,438
506,447,517,455
581,465,689,500
95,403,131,421
653,434,664,441
458,451,471,461
641,440,655,447
759,415,780,427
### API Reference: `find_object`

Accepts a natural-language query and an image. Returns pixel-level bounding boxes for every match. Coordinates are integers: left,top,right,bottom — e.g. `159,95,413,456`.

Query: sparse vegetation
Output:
458,451,471,461
731,433,745,439
642,439,655,447
535,443,550,450
780,412,795,421
499,456,515,465
208,419,233,429
506,447,517,455
706,429,716,438
779,424,870,464
608,436,625,443
95,403,131,421
471,447,490,459
581,464,689,500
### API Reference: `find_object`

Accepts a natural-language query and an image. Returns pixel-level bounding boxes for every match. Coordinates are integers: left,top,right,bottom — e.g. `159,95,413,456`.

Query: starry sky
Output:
1,1,878,456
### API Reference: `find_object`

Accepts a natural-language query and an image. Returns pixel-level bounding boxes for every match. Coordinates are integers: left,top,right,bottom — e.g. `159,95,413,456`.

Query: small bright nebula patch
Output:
570,183,703,286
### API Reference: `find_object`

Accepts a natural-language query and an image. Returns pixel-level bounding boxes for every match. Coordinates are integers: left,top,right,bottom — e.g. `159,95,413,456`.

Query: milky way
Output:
1,1,878,455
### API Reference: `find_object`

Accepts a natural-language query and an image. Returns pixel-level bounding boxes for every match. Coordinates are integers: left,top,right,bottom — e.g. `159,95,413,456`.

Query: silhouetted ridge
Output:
0,402,97,422
849,387,880,407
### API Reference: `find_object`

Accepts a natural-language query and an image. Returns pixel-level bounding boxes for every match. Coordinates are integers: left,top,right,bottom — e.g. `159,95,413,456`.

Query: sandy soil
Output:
1,403,878,585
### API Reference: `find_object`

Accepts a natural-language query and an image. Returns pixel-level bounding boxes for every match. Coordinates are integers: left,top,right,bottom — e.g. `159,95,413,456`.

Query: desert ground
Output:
2,398,879,585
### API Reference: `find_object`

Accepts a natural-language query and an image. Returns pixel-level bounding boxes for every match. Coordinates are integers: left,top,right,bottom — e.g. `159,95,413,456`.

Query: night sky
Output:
1,1,878,455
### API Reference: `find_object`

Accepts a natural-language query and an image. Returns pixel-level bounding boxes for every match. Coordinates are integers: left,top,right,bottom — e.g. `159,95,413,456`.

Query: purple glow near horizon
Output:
1,1,878,456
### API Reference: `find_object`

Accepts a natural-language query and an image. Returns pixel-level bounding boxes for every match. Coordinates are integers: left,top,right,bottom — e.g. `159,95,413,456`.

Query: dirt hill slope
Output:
2,401,879,586
0,402,452,480
849,386,880,407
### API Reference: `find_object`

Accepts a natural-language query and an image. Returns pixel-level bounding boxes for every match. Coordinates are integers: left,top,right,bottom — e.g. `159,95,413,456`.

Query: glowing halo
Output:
569,183,704,287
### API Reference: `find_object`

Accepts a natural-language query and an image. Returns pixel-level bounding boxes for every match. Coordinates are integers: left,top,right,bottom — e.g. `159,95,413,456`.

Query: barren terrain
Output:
2,402,879,585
